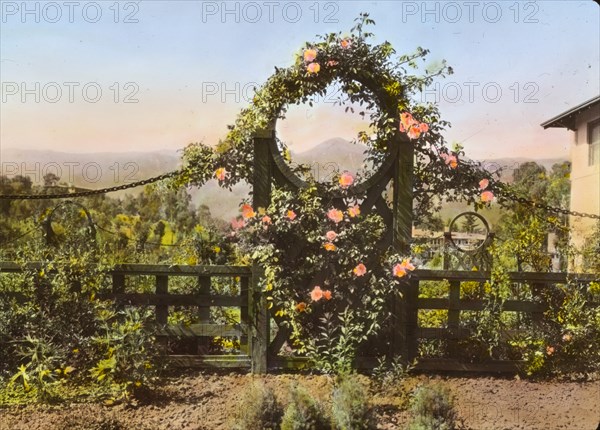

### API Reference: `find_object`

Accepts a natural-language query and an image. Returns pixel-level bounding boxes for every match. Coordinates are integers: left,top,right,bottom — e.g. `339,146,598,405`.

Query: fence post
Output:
530,282,545,326
447,280,461,357
392,135,416,361
155,275,169,353
112,273,125,312
250,263,268,373
393,136,414,254
395,278,418,362
197,276,211,354
250,129,273,374
240,276,250,355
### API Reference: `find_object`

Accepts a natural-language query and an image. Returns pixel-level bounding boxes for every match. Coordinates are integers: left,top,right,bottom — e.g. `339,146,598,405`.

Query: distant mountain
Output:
1,141,568,221
289,137,370,182
291,140,567,183
0,148,181,188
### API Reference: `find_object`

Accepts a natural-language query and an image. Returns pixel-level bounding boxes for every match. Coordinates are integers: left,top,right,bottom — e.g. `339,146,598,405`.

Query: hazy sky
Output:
1,0,599,165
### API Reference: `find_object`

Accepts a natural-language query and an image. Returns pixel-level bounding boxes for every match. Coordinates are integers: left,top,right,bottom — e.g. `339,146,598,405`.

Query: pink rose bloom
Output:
339,172,354,189
215,167,228,182
231,218,246,230
310,286,323,301
286,210,297,221
322,290,332,300
419,123,429,133
327,208,344,223
481,191,494,202
393,258,416,277
347,205,361,218
327,60,339,67
325,230,338,241
262,215,272,225
340,39,351,49
479,179,489,190
303,48,317,62
307,62,321,74
441,153,458,169
353,263,367,277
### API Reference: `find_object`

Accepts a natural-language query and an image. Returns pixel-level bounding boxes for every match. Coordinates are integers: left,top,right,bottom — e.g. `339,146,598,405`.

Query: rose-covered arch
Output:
177,14,499,371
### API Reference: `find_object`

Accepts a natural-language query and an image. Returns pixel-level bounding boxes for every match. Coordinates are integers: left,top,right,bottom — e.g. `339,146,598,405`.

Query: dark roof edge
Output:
541,95,600,130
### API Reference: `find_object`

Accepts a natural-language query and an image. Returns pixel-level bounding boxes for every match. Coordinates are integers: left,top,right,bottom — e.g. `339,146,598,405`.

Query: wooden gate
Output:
251,122,416,372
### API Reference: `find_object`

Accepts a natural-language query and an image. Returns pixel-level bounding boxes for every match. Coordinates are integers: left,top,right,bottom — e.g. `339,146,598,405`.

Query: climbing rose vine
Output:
174,14,506,371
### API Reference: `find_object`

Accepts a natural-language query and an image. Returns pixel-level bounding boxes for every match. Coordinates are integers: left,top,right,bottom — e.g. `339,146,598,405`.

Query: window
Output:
589,119,600,166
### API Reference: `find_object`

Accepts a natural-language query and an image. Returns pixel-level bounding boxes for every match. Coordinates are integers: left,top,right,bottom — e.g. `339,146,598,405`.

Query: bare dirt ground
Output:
1,372,598,430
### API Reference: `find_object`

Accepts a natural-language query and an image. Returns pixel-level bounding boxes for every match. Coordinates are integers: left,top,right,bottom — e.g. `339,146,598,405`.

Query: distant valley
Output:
1,140,567,224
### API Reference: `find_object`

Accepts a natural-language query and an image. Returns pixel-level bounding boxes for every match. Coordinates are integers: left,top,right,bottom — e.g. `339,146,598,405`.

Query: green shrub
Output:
331,373,373,430
90,307,162,402
9,334,68,401
408,383,457,430
372,355,414,396
407,414,455,430
231,382,282,430
281,384,329,430
538,281,600,376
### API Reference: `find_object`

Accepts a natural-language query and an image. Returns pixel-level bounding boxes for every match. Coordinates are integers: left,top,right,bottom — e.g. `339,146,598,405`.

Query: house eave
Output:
540,95,600,131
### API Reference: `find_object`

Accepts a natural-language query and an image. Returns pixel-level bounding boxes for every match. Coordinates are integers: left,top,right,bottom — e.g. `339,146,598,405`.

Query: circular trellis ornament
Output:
445,211,494,271
448,211,491,253
43,201,97,247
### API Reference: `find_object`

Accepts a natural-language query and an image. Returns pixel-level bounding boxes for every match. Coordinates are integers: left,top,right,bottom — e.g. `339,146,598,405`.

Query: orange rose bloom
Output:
347,205,361,218
241,204,256,219
323,242,337,251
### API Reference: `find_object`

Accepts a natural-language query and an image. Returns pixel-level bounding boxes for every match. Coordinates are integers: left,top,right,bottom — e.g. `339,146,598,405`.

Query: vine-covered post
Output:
250,128,273,373
393,135,418,362
393,135,414,254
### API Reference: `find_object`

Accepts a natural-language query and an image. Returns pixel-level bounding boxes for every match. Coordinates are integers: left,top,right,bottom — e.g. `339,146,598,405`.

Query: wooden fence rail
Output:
0,262,597,373
0,262,265,372
402,270,598,372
